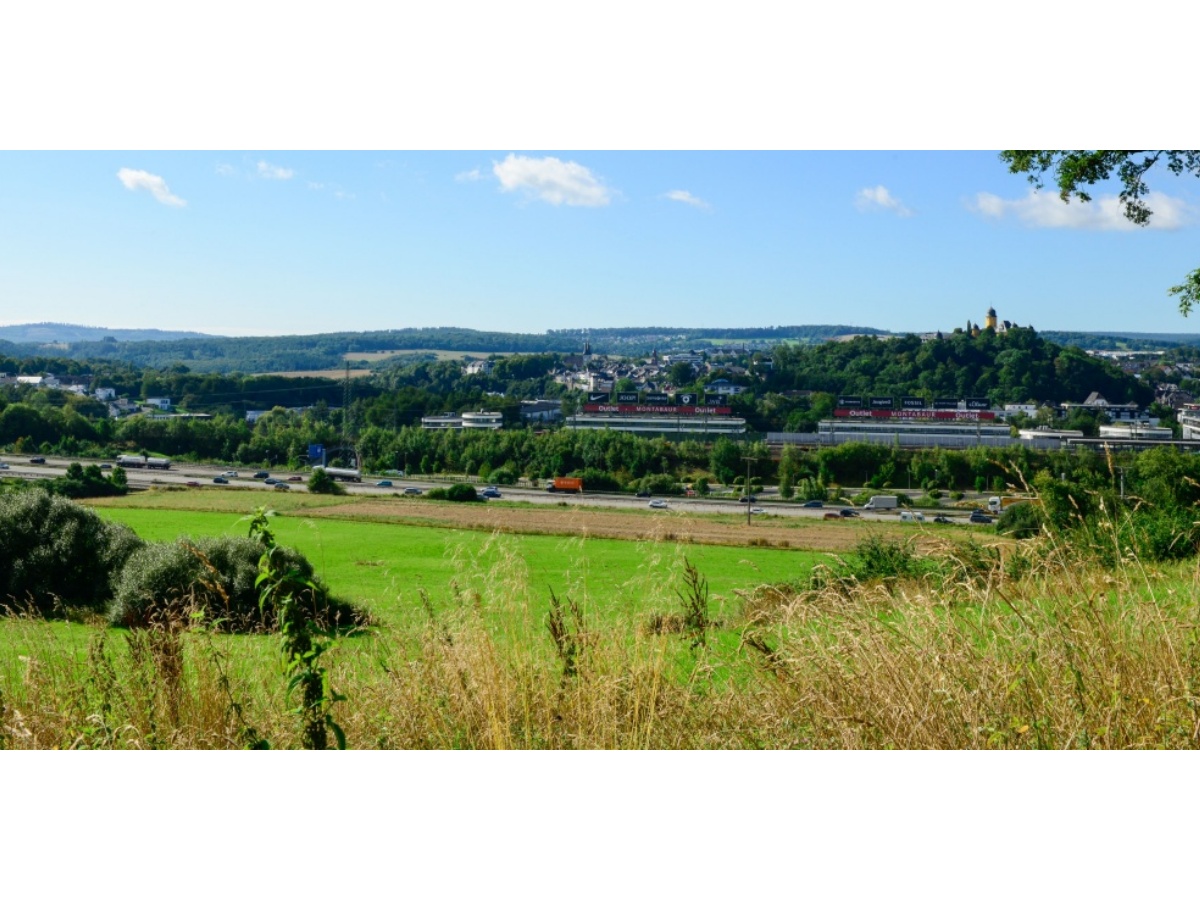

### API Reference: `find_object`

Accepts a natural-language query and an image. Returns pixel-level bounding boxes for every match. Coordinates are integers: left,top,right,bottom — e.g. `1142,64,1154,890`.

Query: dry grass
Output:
5,532,1200,749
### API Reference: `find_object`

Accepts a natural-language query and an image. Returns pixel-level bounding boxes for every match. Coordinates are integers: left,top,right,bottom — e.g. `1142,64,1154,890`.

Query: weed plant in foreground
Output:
6,522,1200,748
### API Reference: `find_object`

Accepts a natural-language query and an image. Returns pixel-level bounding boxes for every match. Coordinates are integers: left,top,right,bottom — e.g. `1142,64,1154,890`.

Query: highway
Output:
0,453,992,525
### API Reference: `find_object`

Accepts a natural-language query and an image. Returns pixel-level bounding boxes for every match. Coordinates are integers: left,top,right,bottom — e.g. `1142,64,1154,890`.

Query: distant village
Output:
6,308,1200,451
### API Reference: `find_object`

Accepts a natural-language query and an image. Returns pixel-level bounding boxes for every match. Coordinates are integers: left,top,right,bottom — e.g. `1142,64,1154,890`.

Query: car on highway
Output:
287,475,303,482
635,490,651,498
480,487,502,499
29,457,46,464
376,480,393,488
969,511,994,524
264,478,278,485
185,481,201,487
403,487,423,495
212,477,229,484
221,470,239,478
738,495,758,503
253,471,270,479
899,511,926,523
751,507,765,514
839,508,860,518
100,463,112,469
0,463,8,470
933,515,953,524
802,500,824,508
274,482,291,490
648,499,668,509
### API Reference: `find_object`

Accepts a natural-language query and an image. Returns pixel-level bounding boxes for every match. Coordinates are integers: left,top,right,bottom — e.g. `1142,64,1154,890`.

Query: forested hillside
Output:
765,328,1152,406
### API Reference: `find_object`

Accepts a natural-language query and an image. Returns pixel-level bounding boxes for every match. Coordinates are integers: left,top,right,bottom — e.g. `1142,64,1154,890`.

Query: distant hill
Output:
0,322,212,343
8,321,1200,375
1041,331,1200,351
0,324,888,374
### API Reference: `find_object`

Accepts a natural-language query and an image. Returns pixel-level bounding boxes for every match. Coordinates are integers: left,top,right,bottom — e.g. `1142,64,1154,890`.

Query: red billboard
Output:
834,408,996,421
583,404,734,415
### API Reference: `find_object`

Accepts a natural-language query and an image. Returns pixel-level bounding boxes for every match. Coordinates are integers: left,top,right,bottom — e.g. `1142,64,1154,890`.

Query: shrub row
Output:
0,492,364,632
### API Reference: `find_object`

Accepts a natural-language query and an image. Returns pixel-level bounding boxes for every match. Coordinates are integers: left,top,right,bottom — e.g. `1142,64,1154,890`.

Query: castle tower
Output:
985,307,998,330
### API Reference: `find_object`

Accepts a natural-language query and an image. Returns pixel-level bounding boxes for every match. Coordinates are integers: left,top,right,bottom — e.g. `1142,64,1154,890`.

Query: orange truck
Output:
546,477,583,493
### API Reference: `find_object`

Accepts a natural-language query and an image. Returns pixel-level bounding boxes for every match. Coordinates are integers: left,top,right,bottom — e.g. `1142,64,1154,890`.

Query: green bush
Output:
996,502,1045,540
0,491,144,616
446,483,481,502
849,535,924,581
43,463,128,499
307,467,344,495
637,474,682,496
1122,508,1200,562
108,535,365,631
578,468,623,492
809,534,928,590
490,466,518,485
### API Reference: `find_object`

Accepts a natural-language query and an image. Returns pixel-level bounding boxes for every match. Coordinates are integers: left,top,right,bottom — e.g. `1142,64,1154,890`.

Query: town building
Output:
419,410,504,430
520,399,563,423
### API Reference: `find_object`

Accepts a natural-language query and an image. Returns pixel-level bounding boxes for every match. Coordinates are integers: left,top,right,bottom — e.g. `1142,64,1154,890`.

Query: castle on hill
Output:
925,307,1022,341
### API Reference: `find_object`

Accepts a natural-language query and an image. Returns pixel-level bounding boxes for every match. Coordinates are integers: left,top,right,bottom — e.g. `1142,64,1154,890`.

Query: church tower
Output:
985,307,998,330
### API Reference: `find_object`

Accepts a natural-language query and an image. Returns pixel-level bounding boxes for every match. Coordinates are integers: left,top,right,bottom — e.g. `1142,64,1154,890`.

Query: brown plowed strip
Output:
301,501,895,552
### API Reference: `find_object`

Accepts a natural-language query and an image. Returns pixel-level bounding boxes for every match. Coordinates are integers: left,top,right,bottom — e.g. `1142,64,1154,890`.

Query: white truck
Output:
987,496,1030,514
311,464,362,483
862,495,898,511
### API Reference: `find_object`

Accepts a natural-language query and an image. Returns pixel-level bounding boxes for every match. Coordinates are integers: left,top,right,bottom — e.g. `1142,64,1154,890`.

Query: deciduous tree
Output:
1001,151,1200,314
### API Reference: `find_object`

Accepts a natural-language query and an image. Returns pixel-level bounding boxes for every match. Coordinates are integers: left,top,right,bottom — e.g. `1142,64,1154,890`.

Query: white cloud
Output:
855,185,913,217
256,160,294,180
665,189,710,210
971,187,1189,230
215,163,237,177
116,168,186,207
492,154,611,206
455,168,482,182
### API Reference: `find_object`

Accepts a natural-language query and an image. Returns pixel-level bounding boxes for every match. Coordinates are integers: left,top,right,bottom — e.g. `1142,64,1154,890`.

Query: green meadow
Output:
94,506,822,629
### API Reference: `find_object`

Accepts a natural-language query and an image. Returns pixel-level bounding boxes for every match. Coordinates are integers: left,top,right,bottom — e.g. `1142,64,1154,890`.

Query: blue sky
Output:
3,150,1198,338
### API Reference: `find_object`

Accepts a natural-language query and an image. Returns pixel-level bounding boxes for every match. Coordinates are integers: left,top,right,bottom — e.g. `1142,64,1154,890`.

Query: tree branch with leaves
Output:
1001,150,1200,314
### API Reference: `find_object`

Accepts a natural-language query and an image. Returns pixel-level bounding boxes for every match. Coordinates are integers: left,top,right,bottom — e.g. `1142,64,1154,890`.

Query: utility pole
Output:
742,454,754,526
341,361,351,451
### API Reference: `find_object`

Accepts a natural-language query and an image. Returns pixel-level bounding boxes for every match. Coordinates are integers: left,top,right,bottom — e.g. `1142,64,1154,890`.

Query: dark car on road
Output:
933,515,953,524
253,471,270,479
802,500,824,508
738,495,758,503
403,487,423,495
969,511,994,524
29,456,46,464
839,508,860,518
212,476,229,484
